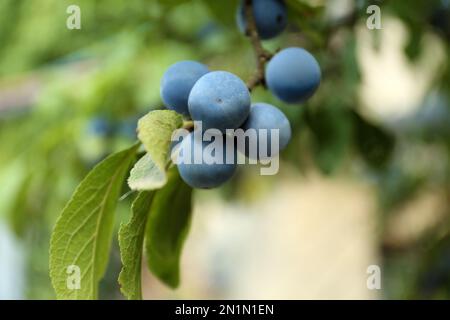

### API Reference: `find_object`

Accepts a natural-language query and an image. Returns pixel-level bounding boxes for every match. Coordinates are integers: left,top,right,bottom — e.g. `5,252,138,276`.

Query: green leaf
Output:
145,167,193,288
118,191,155,300
49,144,138,300
137,110,183,172
378,166,423,213
128,154,167,191
285,0,322,15
306,106,352,175
352,111,395,170
157,0,193,9
202,0,240,26
7,171,32,237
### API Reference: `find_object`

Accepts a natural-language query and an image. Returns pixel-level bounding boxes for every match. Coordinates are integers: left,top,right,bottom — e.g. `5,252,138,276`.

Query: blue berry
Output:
188,71,251,132
266,47,321,103
240,103,291,159
160,61,209,116
87,117,112,137
176,131,237,189
236,0,287,40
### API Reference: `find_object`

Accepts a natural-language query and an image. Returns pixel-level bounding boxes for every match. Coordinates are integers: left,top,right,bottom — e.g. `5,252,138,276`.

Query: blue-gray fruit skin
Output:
160,61,209,116
236,0,287,40
266,47,321,103
176,132,237,189
188,71,251,132
240,103,291,159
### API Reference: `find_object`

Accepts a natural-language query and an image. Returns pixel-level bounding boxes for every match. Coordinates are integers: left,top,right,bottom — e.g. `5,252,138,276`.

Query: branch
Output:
244,0,273,91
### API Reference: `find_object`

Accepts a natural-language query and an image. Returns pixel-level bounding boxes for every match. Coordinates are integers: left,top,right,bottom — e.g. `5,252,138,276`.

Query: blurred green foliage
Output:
0,0,449,299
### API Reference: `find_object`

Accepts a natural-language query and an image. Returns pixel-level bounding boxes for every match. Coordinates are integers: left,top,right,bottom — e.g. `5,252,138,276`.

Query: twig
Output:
244,0,273,91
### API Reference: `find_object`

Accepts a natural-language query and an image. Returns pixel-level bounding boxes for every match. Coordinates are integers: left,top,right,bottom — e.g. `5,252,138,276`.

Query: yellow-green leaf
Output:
127,154,166,191
137,110,183,172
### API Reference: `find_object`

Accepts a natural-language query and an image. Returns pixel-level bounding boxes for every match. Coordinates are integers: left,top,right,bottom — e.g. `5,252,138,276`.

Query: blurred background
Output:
0,0,449,299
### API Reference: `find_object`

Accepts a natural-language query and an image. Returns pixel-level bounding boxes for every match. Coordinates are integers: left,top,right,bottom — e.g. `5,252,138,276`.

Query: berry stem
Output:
183,120,194,130
244,0,273,91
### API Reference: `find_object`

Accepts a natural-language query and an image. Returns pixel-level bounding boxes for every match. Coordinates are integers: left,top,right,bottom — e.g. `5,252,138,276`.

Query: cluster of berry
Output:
160,0,321,188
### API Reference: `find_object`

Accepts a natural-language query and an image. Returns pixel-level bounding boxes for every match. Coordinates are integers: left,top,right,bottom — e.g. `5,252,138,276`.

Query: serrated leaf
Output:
49,144,138,300
128,154,166,191
137,110,183,172
145,167,193,288
118,191,154,300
